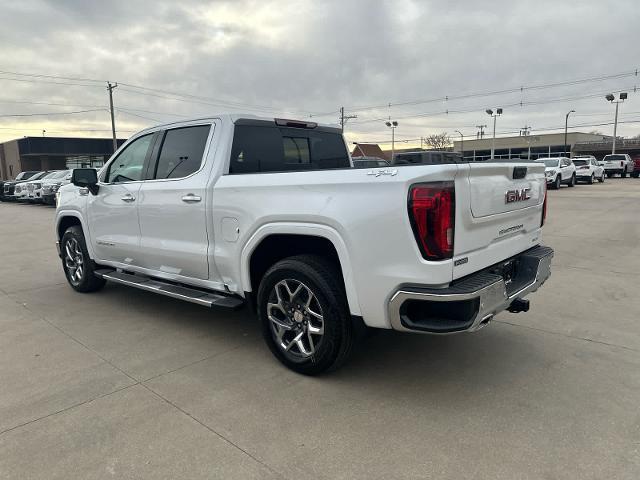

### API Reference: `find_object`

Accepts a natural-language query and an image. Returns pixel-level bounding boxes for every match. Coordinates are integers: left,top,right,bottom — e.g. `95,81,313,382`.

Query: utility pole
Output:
339,106,357,133
476,124,487,139
107,82,118,153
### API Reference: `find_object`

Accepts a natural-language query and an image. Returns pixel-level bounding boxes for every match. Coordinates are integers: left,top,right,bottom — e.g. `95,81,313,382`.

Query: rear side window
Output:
229,125,349,174
153,125,210,180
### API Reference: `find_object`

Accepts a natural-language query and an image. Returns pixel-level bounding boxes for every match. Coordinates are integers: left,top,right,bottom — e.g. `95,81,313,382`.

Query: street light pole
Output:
612,101,620,154
564,110,575,157
486,108,502,160
385,120,398,162
454,130,464,159
606,92,628,154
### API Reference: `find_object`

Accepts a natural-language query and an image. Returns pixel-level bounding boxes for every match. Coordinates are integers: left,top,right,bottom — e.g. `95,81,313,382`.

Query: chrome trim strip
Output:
389,247,553,334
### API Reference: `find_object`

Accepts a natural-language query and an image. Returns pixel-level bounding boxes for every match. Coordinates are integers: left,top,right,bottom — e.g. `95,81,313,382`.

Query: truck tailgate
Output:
452,161,546,280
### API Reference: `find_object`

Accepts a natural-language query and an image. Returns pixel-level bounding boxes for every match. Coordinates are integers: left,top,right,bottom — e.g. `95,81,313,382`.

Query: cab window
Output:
105,134,154,183
152,125,211,180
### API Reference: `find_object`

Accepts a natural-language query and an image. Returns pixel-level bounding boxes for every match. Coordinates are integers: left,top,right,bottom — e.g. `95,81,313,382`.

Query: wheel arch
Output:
55,211,96,260
240,223,361,316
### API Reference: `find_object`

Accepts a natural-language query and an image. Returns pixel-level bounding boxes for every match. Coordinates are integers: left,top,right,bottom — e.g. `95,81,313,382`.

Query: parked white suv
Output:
603,153,634,178
55,115,553,374
572,156,605,184
537,157,576,189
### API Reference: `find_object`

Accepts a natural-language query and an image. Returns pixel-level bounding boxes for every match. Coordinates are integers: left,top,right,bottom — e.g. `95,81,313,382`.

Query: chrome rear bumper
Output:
389,245,553,334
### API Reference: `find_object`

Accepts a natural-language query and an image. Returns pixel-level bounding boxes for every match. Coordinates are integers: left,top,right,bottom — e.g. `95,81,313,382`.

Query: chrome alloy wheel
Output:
267,279,325,360
64,237,84,285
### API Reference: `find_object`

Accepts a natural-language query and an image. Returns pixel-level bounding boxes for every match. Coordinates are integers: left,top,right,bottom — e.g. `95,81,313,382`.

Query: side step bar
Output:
95,269,244,310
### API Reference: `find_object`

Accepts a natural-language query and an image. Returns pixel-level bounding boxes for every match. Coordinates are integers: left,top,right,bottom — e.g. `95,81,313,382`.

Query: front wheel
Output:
553,176,561,190
257,255,355,375
588,174,594,184
568,174,576,187
61,226,106,293
599,172,605,183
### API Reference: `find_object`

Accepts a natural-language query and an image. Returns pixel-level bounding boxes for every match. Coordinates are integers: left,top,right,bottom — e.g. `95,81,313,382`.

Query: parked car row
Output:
0,169,81,205
535,154,638,189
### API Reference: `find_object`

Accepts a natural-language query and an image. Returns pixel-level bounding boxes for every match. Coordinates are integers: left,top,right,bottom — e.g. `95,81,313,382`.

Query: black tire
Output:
553,176,561,190
61,226,106,293
621,170,627,178
607,172,612,178
588,174,594,185
632,172,639,178
568,174,576,187
599,172,605,183
257,255,355,375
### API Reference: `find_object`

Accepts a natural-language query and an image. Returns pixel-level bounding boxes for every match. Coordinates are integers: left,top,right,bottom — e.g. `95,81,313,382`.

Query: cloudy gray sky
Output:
1,0,640,147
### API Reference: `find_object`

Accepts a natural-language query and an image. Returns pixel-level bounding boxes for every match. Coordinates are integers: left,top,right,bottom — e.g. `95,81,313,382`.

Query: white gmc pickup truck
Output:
55,115,553,374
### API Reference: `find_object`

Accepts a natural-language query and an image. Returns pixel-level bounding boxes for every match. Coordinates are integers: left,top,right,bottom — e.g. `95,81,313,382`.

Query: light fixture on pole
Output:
606,92,628,154
486,108,502,159
564,110,575,157
385,120,398,162
454,130,464,159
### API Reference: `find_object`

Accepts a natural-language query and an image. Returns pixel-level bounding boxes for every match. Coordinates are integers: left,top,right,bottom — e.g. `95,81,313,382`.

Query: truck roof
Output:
135,114,340,135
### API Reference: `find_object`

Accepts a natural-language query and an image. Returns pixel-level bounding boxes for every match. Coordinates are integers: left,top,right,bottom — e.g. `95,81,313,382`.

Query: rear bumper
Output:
388,245,553,334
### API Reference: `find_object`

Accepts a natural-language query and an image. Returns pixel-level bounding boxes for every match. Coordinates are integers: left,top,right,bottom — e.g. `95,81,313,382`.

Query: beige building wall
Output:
453,132,611,158
1,140,21,180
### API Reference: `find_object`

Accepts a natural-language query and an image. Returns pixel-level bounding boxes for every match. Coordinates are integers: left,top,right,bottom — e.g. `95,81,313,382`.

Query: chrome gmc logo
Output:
505,187,531,204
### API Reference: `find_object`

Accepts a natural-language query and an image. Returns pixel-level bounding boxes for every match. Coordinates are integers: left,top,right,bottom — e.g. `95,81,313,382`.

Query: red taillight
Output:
408,182,455,261
541,182,547,227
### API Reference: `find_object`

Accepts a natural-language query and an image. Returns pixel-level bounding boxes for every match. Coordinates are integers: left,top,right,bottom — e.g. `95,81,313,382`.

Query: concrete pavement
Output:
0,180,639,479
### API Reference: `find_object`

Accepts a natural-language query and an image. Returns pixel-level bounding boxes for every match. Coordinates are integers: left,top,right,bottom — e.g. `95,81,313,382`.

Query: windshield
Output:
15,171,39,181
538,159,559,167
572,159,588,166
27,171,48,180
45,170,70,179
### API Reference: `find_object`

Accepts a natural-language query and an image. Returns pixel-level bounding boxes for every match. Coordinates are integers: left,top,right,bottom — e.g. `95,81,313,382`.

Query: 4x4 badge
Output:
367,169,398,177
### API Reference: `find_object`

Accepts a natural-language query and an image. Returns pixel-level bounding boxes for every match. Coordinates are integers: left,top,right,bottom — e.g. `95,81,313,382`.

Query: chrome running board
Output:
94,269,244,310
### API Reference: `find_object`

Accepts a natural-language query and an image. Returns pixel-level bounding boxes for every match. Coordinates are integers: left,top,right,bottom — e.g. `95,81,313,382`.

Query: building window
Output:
65,155,106,169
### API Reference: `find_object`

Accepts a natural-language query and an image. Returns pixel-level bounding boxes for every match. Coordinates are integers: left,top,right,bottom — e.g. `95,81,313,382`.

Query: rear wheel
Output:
61,226,106,293
621,170,627,178
257,255,355,375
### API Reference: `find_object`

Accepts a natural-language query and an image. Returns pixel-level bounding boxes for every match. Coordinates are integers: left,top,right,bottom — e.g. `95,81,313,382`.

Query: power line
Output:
343,69,639,114
0,70,319,117
0,108,105,118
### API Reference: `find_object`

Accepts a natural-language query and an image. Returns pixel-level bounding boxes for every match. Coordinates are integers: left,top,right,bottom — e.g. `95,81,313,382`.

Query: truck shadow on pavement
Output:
94,282,542,403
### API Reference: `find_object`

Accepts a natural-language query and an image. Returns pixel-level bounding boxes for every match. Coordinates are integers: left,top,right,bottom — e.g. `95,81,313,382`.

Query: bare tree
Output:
423,132,451,150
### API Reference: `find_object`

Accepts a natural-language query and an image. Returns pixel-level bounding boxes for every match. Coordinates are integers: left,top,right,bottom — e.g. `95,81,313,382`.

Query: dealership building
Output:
452,132,613,161
0,136,126,180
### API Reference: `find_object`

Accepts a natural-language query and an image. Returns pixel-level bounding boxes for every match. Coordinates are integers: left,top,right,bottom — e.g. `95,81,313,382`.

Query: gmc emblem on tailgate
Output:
505,187,531,204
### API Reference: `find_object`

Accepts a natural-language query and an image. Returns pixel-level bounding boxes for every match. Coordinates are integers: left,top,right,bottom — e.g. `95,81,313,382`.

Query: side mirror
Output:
71,168,99,195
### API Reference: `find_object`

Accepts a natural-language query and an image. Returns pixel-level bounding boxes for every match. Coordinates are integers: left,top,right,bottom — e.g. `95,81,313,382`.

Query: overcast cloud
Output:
1,0,639,146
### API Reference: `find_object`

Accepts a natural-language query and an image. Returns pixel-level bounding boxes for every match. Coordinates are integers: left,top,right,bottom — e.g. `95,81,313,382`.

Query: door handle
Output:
121,194,136,202
181,194,202,203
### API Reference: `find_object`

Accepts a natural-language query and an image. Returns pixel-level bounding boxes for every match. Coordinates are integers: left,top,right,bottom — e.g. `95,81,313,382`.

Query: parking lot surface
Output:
1,180,639,479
